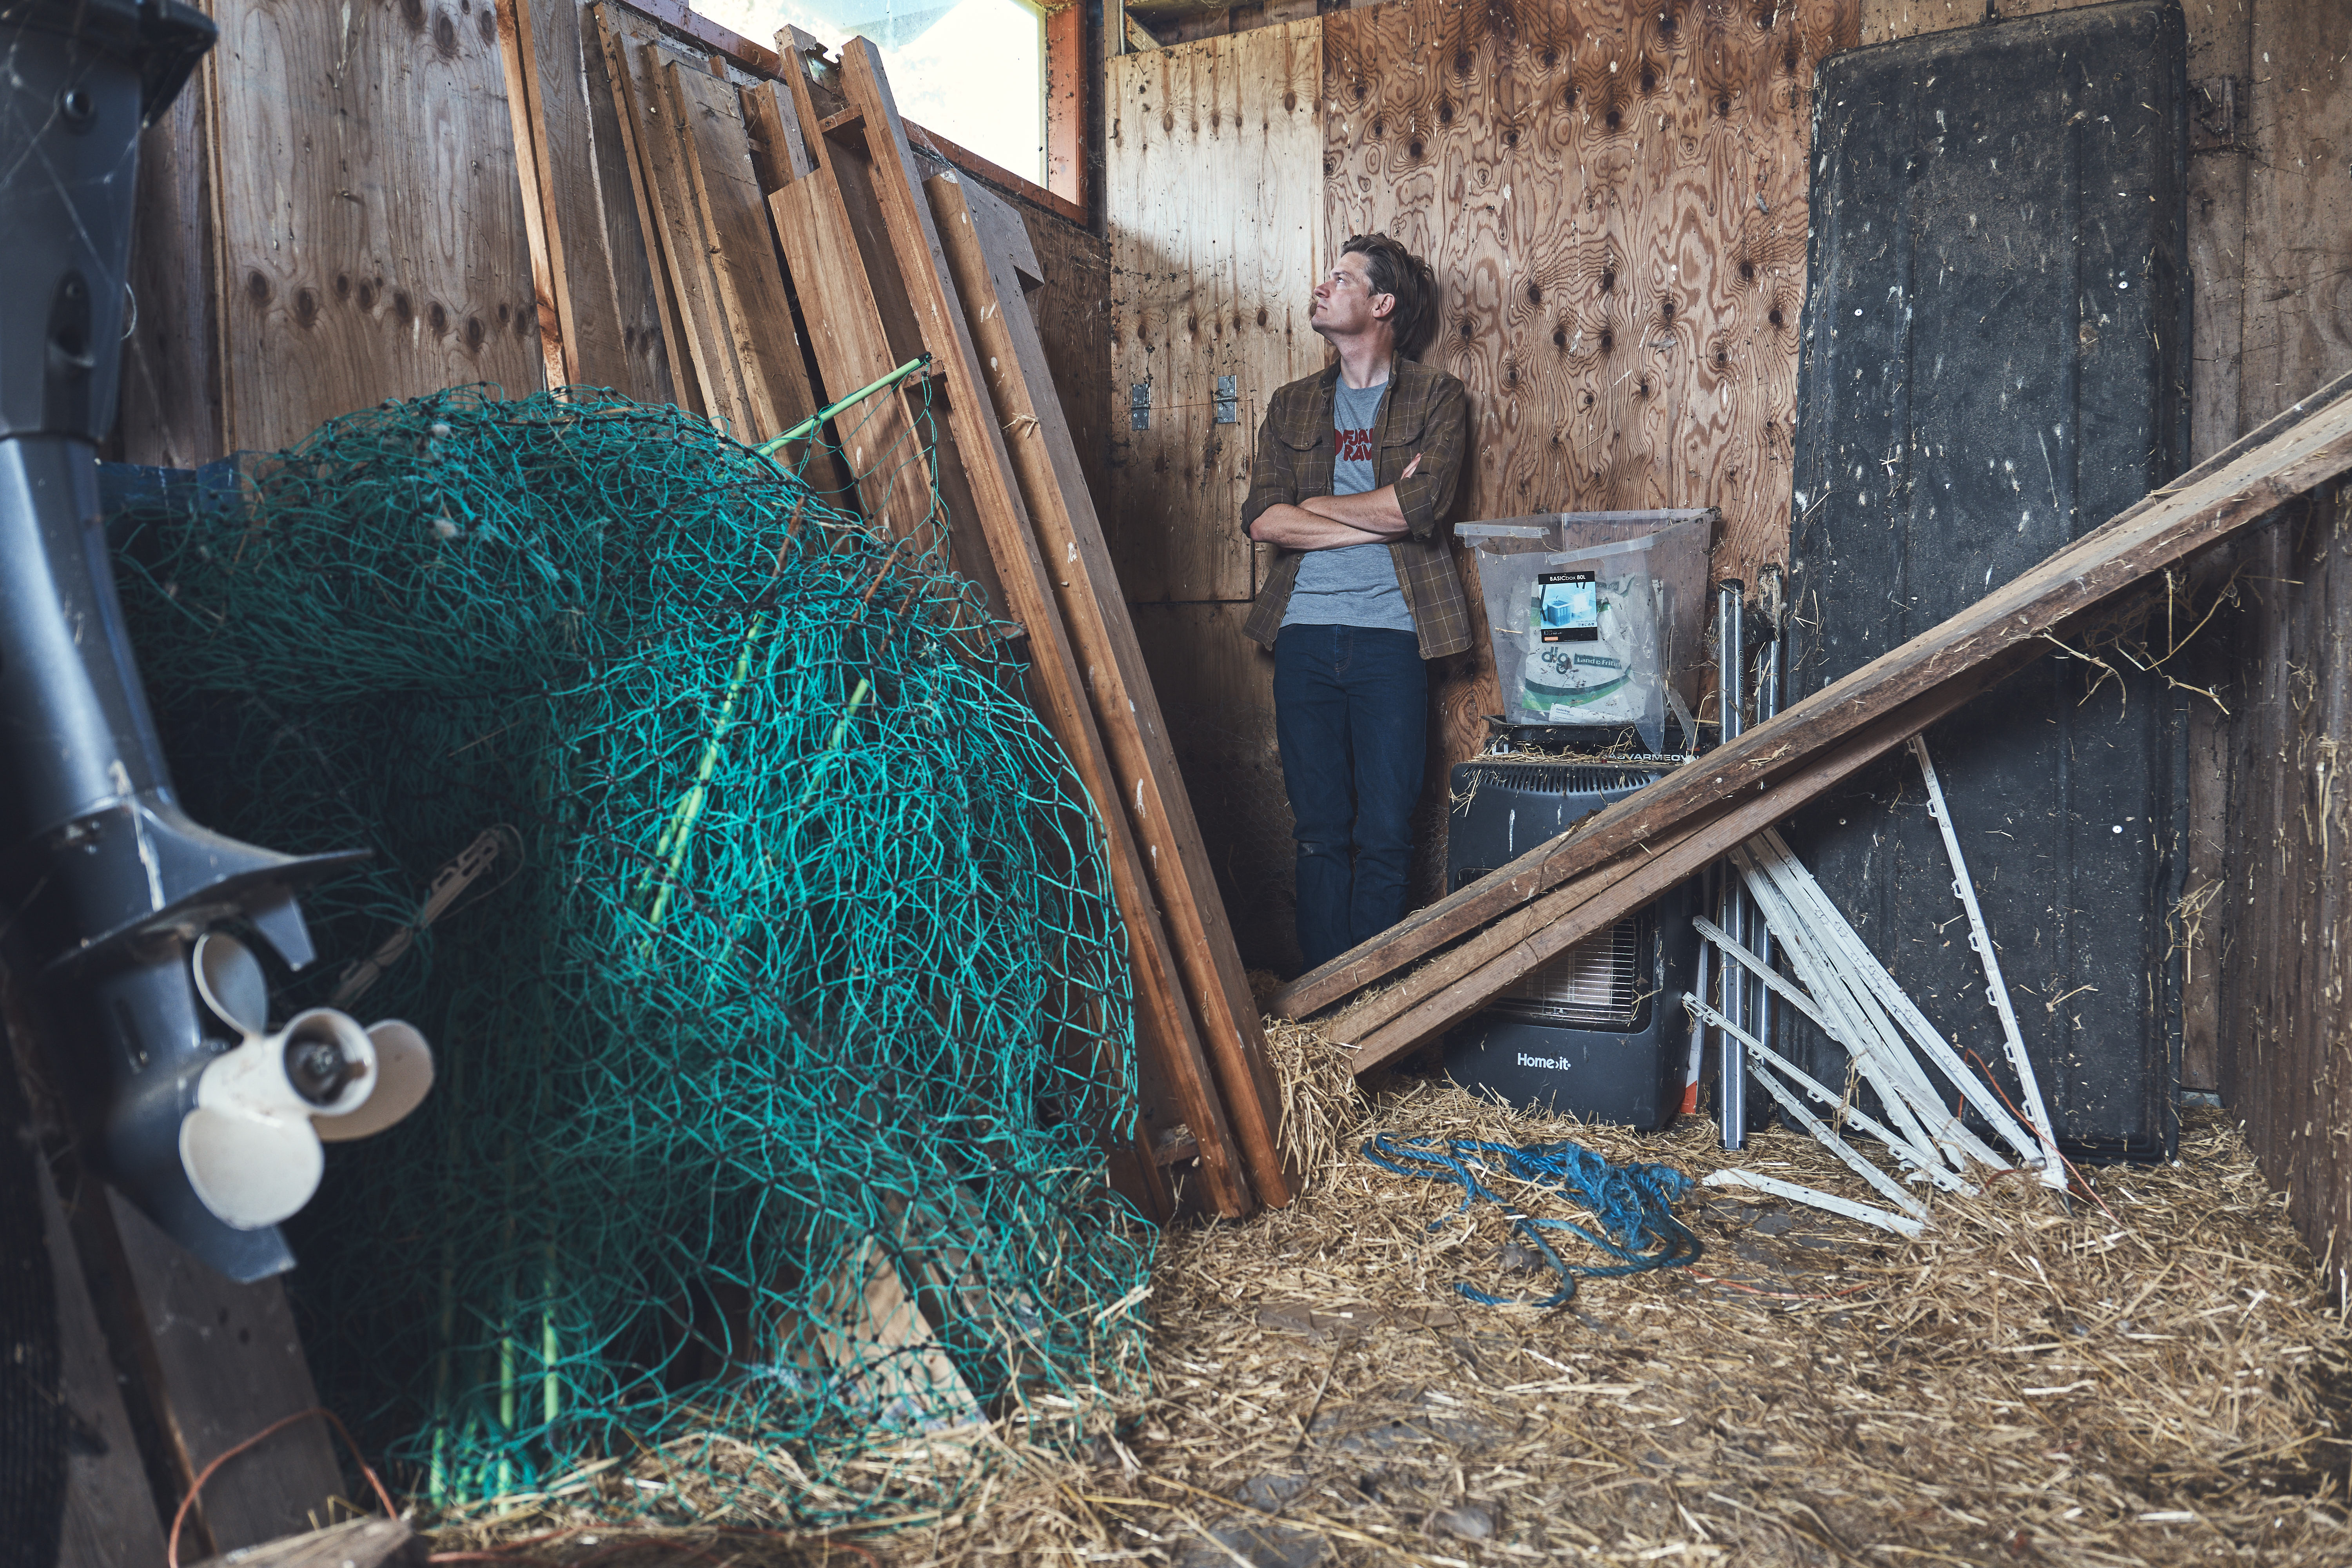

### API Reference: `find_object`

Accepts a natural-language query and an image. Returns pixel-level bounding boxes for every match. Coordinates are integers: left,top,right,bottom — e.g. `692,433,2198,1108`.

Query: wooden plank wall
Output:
1106,0,1855,965
204,0,546,452
2212,0,2352,1285
1861,0,2352,1280
125,0,1107,483
1109,21,1325,607
1108,22,1327,971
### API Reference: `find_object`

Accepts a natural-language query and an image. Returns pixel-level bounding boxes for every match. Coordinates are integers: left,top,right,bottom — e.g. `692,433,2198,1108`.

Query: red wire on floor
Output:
1961,1046,2120,1219
167,1406,397,1568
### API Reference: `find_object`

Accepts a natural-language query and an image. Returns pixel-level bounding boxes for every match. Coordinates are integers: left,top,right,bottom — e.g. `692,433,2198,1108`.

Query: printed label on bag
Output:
1536,570,1599,642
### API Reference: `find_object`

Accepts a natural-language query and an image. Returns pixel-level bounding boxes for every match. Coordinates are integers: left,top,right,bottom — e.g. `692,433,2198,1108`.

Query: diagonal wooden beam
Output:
1272,366,2352,1027
928,171,1291,1207
791,38,1258,1218
588,4,701,417
1331,675,1999,1075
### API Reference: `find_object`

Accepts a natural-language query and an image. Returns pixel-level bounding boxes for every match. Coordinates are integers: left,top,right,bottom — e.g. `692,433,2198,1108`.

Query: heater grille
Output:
1457,869,1645,1027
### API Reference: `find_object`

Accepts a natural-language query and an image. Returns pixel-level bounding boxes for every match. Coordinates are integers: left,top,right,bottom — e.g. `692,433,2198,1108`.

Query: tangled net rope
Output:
112,385,1152,1527
1363,1134,1701,1308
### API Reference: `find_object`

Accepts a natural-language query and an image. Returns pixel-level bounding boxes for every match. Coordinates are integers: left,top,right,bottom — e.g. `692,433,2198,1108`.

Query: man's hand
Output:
1247,453,1423,550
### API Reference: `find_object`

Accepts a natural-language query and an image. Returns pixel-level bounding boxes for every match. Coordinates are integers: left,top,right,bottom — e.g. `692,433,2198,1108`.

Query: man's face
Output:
1310,252,1392,340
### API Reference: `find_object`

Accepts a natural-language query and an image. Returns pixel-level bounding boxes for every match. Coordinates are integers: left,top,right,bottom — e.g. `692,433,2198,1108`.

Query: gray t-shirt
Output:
1279,376,1414,633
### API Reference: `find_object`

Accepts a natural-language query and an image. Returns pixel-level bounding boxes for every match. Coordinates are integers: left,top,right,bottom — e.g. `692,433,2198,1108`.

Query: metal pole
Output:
1716,579,1747,1150
1686,863,1714,1119
1752,573,1786,1119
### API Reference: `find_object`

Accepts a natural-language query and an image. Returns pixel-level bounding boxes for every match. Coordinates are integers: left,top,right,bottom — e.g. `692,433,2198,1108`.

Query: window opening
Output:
704,0,1049,185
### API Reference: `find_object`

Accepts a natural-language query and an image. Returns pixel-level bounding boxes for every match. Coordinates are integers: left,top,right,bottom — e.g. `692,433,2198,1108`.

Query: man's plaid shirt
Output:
1239,356,1474,659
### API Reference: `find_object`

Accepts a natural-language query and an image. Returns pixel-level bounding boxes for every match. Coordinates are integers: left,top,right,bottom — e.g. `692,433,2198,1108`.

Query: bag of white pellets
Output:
1460,520,1691,755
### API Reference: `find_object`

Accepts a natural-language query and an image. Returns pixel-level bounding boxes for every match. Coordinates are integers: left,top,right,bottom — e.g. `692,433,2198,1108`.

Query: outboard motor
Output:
0,0,432,1281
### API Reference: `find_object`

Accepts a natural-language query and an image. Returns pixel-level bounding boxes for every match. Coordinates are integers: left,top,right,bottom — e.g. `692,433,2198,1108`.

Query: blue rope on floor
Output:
1363,1133,1703,1308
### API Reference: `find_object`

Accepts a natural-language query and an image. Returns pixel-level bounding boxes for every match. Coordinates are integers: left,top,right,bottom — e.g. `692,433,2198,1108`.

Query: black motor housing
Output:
0,0,361,1281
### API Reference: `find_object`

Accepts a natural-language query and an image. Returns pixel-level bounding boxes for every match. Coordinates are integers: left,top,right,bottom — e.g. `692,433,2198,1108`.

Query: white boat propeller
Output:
178,931,435,1230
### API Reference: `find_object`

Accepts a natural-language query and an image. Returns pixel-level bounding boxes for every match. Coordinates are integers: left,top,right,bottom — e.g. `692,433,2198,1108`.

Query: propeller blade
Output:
179,1105,325,1230
317,1022,435,1143
193,931,270,1036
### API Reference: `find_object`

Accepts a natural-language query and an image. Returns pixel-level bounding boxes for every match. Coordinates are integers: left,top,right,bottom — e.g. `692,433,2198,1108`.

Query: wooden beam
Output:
929,172,1291,1207
739,80,815,188
493,0,575,390
1274,366,2352,1027
827,38,1258,1216
42,1158,170,1568
768,174,942,538
764,42,960,562
186,1518,422,1568
905,120,1087,228
84,1191,344,1554
590,4,703,417
1332,679,1996,1074
666,61,824,450
1045,3,1086,213
632,51,761,432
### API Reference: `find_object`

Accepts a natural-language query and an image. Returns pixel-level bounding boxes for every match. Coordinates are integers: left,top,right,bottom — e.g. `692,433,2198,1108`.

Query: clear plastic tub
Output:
1456,509,1716,754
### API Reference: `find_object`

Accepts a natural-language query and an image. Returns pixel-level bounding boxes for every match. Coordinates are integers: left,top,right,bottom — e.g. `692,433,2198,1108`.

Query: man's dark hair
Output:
1341,232,1439,360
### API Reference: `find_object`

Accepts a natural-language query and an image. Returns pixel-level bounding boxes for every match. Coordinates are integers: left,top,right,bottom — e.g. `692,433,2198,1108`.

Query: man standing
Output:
1242,234,1471,972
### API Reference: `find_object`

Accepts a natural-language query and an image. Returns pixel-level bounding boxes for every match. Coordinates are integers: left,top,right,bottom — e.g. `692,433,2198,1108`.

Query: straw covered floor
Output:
428,1009,2352,1567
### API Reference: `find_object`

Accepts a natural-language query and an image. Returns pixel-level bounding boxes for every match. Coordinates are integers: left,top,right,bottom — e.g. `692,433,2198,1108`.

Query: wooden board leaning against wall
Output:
1106,0,1857,967
201,0,546,453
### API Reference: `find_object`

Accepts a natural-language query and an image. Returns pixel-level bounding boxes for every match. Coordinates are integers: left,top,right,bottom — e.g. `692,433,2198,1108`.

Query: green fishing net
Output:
112,385,1153,1527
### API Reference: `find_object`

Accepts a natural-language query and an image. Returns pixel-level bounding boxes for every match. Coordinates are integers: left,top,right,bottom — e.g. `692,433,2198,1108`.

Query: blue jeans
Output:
1273,624,1428,971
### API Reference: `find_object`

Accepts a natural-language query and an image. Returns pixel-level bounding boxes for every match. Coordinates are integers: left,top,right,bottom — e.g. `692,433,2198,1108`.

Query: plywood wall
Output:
205,0,546,452
1106,0,1855,967
1330,0,1856,904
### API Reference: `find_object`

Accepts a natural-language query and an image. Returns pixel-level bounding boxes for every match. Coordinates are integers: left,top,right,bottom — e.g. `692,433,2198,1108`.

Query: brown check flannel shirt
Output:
1239,357,1474,659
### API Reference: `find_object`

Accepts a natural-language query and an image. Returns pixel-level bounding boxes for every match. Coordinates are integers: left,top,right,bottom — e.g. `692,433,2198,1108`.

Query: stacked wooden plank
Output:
1267,369,2352,1073
500,10,1289,1229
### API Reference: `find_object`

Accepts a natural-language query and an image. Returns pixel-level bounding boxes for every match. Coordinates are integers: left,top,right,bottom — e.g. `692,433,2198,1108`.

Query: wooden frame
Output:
836,35,1268,1212
752,31,1265,1218
1044,3,1087,215
930,170,1291,1205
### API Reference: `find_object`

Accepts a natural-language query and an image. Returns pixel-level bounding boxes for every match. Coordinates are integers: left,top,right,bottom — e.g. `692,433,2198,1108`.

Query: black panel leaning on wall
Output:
1782,0,2192,1160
